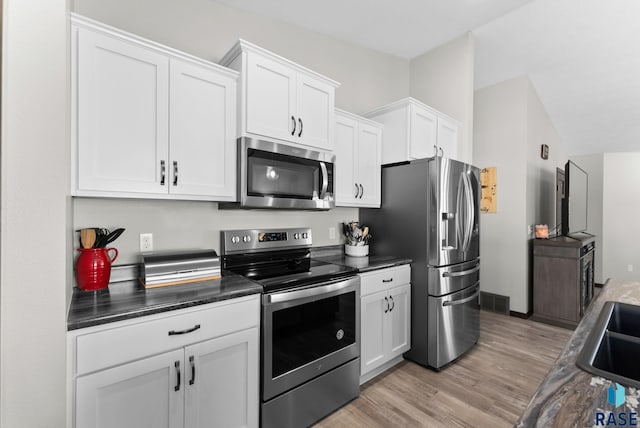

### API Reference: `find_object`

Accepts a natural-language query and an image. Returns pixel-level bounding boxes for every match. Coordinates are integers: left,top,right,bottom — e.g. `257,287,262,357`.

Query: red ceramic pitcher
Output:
76,248,119,291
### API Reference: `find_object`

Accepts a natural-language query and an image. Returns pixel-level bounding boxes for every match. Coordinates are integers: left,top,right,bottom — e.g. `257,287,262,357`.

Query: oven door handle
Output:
265,277,358,304
319,162,329,200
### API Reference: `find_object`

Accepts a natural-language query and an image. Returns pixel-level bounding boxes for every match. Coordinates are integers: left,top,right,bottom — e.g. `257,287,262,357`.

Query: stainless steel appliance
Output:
360,156,480,369
221,137,335,210
221,228,360,428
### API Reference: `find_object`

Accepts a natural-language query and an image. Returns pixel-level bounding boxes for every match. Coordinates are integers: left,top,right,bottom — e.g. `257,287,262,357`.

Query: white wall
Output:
473,77,528,310
0,0,69,426
602,153,640,281
74,199,359,264
473,76,567,313
409,33,475,164
571,154,604,283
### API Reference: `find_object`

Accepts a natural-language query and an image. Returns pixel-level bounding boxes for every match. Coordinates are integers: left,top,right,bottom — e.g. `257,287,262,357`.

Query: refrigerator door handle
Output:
442,263,480,278
442,283,480,307
461,172,474,252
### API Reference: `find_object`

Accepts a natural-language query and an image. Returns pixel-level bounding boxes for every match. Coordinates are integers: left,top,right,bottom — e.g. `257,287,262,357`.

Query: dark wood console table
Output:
532,234,596,329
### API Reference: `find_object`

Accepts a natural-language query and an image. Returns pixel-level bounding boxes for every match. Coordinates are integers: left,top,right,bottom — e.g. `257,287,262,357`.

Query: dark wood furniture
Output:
532,234,595,328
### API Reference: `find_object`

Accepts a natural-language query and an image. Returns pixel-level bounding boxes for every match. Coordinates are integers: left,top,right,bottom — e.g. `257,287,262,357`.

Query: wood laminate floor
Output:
314,310,573,428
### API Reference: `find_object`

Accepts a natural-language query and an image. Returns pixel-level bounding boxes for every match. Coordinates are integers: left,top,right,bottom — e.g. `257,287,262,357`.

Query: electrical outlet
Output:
140,233,153,252
628,264,634,272
528,225,534,236
329,227,336,240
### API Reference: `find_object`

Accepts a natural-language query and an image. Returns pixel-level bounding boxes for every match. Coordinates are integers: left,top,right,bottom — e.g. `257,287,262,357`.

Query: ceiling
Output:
215,0,640,156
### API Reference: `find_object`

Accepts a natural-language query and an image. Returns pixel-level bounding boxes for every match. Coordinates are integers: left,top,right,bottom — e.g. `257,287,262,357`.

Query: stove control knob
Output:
242,235,251,243
302,232,309,239
231,236,240,244
293,233,300,239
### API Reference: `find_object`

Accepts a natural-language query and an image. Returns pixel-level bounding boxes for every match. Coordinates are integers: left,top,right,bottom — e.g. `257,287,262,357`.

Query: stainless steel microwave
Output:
221,137,335,210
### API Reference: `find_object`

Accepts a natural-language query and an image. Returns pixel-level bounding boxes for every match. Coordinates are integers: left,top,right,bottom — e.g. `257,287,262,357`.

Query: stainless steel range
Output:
221,227,360,428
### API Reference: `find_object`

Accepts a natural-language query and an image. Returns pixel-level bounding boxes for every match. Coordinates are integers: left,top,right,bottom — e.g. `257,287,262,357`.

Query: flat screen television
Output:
561,160,588,236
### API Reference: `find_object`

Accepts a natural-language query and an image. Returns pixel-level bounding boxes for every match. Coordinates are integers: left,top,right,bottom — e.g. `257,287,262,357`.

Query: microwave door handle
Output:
319,162,329,199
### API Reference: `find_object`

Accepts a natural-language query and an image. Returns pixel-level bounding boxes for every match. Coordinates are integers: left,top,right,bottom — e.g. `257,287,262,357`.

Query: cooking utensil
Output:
80,228,96,249
101,228,125,247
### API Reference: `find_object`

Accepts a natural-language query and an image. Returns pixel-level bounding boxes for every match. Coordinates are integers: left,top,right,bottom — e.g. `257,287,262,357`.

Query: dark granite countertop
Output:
313,254,412,273
67,271,262,331
517,279,640,427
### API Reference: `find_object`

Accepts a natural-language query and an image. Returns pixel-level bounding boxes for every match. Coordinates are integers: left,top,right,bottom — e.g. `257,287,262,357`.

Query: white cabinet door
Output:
360,291,387,376
296,74,335,150
334,115,358,205
437,116,459,160
409,104,437,160
184,328,259,428
245,52,297,143
169,58,236,200
389,284,411,357
76,349,183,428
356,123,381,207
77,27,169,194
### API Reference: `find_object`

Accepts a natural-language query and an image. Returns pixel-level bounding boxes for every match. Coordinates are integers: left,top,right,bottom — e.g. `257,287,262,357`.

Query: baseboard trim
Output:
359,355,405,385
509,310,532,319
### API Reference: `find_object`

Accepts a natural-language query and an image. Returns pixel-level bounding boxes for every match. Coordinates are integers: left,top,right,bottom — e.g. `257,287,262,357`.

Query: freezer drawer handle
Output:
442,285,480,307
442,264,480,278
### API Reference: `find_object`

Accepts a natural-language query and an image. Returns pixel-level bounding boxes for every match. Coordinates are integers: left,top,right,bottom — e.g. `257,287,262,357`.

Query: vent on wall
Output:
479,291,510,315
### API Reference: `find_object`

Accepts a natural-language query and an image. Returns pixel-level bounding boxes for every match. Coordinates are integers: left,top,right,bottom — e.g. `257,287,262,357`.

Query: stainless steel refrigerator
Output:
360,156,480,369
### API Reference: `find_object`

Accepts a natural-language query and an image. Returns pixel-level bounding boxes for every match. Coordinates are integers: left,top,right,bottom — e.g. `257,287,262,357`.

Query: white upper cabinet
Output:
72,14,238,201
364,97,459,164
220,40,339,151
334,110,382,208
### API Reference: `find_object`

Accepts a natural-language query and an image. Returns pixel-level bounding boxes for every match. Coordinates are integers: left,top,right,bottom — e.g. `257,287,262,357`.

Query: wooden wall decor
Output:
480,167,497,213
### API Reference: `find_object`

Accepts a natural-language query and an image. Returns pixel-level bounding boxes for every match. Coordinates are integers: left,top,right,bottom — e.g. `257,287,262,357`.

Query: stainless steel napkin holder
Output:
141,249,221,289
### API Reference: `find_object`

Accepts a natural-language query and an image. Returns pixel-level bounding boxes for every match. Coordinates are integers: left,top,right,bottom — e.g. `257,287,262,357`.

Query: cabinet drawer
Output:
73,295,260,376
360,265,410,297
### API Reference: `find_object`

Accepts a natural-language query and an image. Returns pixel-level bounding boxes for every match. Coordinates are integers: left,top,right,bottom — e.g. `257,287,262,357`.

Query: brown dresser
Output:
532,234,596,328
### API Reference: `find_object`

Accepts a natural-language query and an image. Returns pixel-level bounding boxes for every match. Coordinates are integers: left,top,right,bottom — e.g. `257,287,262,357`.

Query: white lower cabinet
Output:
70,295,259,428
359,265,411,384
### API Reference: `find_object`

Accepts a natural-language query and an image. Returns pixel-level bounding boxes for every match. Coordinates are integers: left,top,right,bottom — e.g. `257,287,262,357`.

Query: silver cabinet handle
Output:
384,296,389,313
174,360,181,392
389,295,395,312
382,278,393,283
359,184,364,199
160,160,166,186
173,161,178,186
291,116,296,136
354,183,359,198
298,118,303,137
189,355,195,386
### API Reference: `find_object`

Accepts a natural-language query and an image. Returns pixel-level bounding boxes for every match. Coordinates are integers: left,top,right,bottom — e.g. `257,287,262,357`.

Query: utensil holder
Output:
76,247,119,291
345,244,369,257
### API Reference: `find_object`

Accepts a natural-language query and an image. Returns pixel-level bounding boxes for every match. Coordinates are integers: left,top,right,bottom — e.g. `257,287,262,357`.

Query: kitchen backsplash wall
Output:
73,197,358,264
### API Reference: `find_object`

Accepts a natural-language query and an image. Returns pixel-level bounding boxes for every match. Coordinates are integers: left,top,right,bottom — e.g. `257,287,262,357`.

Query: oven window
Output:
271,291,356,378
247,149,320,199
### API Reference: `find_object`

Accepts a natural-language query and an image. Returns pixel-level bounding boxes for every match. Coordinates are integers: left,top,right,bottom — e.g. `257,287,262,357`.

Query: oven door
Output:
262,276,360,401
239,137,335,210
